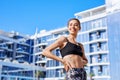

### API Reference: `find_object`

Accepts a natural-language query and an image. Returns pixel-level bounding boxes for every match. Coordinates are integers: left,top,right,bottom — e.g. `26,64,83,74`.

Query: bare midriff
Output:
63,54,84,69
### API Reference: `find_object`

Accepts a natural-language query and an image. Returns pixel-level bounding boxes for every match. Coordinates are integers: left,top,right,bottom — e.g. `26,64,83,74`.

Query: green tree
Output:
89,72,95,80
35,71,44,80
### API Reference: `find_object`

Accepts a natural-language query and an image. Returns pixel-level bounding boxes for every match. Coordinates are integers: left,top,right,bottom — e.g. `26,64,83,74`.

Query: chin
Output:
70,32,77,35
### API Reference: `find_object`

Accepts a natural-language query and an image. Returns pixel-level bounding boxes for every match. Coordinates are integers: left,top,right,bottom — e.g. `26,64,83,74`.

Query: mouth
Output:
70,27,76,32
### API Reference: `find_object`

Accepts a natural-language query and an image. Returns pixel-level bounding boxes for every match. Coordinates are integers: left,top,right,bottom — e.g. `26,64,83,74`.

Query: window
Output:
90,44,96,52
97,42,101,51
96,31,100,39
89,32,96,41
98,65,103,75
98,54,102,62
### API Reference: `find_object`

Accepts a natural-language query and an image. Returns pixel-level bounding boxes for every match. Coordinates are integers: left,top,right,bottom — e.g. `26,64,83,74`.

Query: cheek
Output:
69,27,75,31
69,28,72,30
68,26,79,31
68,27,71,30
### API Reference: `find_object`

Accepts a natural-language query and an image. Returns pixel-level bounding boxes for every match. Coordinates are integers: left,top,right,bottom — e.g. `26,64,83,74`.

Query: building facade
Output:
0,30,45,80
106,0,120,80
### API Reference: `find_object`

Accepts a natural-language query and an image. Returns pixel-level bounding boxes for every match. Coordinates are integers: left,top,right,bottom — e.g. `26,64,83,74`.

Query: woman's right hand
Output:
62,59,72,72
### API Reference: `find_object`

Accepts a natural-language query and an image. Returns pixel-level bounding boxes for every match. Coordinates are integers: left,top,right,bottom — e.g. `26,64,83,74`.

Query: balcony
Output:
88,62,110,66
92,75,110,79
0,44,13,52
16,48,29,55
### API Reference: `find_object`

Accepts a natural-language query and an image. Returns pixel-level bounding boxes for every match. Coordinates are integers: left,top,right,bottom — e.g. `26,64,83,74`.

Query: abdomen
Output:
63,54,84,68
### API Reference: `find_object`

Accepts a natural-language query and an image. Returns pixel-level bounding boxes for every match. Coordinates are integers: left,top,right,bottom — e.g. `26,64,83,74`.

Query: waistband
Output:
68,68,85,72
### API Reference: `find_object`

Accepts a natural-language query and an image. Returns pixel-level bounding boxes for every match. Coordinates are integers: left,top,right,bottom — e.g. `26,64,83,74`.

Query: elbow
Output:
83,59,88,65
42,49,51,57
42,49,47,56
84,60,88,66
85,59,88,64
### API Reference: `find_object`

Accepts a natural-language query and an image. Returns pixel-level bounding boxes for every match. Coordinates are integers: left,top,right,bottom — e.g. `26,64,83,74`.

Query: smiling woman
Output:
42,18,88,80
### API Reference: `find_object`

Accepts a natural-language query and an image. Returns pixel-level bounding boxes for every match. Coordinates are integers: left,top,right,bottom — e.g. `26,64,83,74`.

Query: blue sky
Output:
0,0,105,35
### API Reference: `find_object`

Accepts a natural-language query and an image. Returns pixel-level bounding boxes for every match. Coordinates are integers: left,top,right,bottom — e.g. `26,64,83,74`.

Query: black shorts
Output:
65,68,87,80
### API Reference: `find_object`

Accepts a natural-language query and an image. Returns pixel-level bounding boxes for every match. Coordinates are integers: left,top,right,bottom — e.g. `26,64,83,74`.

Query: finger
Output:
63,60,72,71
66,62,72,69
64,65,69,72
64,65,67,71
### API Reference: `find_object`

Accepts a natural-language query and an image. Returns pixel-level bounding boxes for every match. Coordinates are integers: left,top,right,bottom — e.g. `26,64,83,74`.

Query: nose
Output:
71,25,75,28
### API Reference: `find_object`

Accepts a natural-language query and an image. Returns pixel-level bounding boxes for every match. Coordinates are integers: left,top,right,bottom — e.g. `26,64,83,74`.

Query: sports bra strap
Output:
65,37,80,46
65,37,69,42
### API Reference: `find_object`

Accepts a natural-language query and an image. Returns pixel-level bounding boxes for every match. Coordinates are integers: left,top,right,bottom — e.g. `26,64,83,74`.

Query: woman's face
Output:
68,20,80,35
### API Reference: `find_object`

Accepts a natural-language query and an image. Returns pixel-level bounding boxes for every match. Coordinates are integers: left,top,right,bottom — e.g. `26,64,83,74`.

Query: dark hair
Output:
67,18,81,30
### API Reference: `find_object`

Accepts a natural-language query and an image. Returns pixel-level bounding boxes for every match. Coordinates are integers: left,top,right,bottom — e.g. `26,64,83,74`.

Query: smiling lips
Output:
70,27,76,32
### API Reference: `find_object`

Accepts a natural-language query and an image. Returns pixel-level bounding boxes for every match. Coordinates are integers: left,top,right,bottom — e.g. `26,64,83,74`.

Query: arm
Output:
42,36,72,71
42,36,66,63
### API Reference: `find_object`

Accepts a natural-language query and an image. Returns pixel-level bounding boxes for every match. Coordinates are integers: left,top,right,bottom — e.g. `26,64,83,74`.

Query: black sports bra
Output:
60,38,83,58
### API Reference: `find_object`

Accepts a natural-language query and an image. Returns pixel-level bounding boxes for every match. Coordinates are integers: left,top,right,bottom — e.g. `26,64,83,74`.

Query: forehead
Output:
69,20,79,24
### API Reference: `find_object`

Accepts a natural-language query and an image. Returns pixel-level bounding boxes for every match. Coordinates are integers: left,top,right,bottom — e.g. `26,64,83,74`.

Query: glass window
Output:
98,65,103,75
41,36,47,43
101,42,107,51
102,17,107,27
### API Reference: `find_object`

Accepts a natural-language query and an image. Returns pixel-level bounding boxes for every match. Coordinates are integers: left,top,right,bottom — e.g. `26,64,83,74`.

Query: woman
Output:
42,18,88,80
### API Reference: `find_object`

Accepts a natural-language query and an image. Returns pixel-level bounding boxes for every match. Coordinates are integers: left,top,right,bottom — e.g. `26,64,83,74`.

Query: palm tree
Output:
35,71,44,80
89,72,95,80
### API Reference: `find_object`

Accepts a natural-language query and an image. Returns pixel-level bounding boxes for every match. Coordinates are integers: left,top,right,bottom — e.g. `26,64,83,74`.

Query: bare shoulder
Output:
44,36,67,50
57,36,67,42
78,42,85,50
78,42,84,47
54,36,67,47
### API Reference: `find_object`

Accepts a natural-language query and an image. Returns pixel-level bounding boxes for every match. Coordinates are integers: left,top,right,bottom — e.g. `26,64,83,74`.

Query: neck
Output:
68,34,77,41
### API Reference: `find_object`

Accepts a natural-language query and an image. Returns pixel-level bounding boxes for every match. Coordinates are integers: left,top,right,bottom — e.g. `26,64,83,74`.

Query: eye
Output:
75,24,78,26
69,23,72,26
74,23,78,25
74,24,79,27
